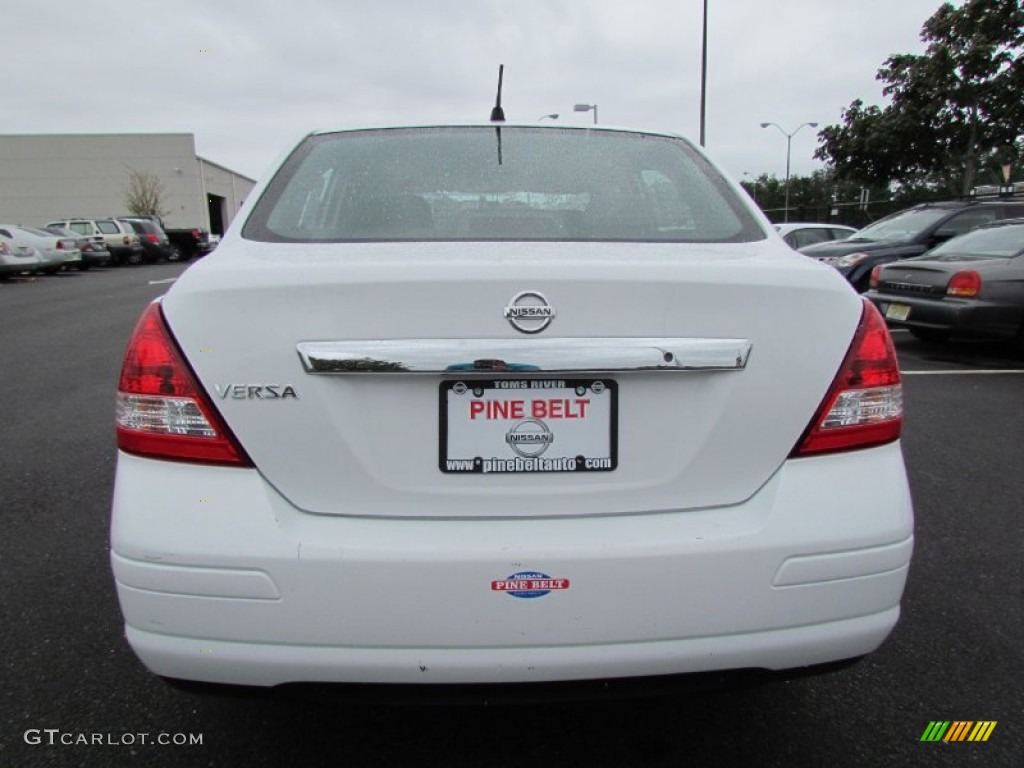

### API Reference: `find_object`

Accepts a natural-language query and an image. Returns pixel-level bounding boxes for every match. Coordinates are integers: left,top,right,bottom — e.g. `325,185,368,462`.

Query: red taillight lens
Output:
946,270,981,297
116,302,251,465
869,265,881,290
191,229,201,240
792,298,902,456
57,240,66,250
146,232,158,244
123,236,131,246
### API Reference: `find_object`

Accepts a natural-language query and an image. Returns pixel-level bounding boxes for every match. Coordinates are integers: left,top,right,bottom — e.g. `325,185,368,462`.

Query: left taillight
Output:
792,298,903,457
869,266,882,290
116,302,251,466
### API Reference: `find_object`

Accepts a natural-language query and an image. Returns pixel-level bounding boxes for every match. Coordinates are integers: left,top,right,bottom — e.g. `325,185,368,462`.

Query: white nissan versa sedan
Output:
111,124,913,688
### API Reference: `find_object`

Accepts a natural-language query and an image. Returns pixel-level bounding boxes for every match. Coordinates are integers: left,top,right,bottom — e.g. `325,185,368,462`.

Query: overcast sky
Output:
6,0,947,182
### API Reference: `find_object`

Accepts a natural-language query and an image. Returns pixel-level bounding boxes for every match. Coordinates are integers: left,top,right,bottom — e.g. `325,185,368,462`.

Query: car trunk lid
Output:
160,241,861,519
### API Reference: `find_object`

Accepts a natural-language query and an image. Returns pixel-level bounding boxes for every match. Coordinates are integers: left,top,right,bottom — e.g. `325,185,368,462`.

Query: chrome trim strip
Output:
297,338,752,374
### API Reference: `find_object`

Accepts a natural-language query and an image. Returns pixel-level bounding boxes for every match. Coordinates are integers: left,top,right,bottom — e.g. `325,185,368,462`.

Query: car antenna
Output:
490,64,505,166
490,64,505,122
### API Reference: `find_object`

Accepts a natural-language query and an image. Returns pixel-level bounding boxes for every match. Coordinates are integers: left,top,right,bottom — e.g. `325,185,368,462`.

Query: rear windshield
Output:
243,127,763,243
21,226,55,237
854,208,951,242
926,224,1024,260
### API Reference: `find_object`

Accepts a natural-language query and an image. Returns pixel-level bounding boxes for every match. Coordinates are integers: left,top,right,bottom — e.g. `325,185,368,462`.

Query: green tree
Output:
816,0,1024,196
742,170,890,226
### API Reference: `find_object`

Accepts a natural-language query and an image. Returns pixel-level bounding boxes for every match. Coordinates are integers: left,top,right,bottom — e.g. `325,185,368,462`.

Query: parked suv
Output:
117,214,213,261
118,217,174,263
46,218,145,265
800,200,1024,292
44,226,112,270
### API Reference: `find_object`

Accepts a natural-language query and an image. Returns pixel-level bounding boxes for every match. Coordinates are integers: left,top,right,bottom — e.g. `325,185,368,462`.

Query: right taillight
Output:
116,302,251,466
946,270,981,297
792,298,903,457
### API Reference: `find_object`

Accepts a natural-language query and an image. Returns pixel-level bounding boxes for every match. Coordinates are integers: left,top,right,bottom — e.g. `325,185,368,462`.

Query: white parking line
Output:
902,369,1024,375
148,278,178,285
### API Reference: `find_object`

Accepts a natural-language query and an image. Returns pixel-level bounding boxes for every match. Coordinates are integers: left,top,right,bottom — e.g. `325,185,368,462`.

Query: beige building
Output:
0,133,257,235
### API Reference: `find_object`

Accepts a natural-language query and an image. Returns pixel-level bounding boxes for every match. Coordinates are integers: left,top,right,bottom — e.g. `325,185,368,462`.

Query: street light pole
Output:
759,121,818,222
573,103,598,124
699,0,708,146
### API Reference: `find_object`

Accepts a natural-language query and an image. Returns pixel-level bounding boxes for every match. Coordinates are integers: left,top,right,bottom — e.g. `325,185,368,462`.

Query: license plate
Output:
884,303,911,322
440,378,617,474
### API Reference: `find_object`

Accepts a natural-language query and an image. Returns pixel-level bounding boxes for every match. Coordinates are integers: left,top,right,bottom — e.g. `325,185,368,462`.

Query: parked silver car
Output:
0,228,44,279
774,222,857,250
0,224,79,274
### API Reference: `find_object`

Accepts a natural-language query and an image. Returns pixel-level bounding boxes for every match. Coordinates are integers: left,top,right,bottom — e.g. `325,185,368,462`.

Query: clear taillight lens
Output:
792,298,902,456
116,302,250,465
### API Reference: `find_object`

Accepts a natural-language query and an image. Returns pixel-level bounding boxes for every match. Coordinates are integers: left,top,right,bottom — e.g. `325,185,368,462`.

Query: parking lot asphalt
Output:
1,264,1021,768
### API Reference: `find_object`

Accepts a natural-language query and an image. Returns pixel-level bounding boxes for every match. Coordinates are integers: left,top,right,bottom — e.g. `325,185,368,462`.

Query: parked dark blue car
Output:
801,200,1024,292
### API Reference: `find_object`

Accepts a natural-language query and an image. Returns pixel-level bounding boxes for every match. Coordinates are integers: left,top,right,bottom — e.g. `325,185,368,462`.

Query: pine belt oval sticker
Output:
491,571,570,598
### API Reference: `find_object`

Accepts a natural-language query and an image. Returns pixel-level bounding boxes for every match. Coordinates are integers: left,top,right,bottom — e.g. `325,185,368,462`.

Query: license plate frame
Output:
439,378,618,474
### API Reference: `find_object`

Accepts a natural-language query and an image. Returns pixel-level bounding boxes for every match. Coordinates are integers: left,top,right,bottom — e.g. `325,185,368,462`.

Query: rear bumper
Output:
0,258,42,275
39,252,69,268
139,244,174,262
127,610,897,688
111,443,913,686
82,250,111,266
867,292,1021,339
109,245,145,261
